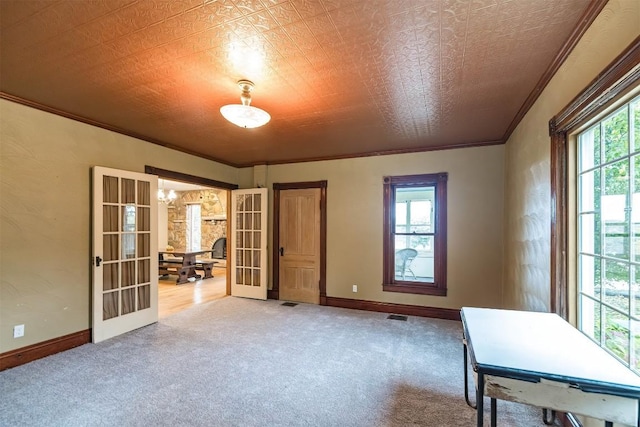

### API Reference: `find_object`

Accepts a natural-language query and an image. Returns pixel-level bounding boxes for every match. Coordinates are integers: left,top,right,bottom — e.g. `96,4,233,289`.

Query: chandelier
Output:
220,80,271,128
157,179,177,205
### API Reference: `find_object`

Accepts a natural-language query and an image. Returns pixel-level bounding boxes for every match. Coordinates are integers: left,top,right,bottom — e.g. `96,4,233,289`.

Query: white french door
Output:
92,166,158,343
231,188,268,300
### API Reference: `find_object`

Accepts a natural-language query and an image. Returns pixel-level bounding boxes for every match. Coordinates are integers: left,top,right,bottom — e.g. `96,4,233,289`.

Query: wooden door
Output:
231,188,268,300
92,166,158,343
279,188,321,304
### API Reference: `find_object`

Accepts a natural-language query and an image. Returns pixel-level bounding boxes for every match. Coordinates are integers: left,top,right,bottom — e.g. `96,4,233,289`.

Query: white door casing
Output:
92,166,158,343
231,188,268,300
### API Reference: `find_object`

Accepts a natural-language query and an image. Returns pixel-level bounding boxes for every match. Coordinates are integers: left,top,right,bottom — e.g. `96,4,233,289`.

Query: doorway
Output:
147,166,238,317
272,181,327,305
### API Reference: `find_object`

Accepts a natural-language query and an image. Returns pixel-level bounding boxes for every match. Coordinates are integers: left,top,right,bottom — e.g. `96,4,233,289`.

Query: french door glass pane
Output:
103,263,119,290
138,259,150,284
603,107,628,163
121,261,135,287
122,205,136,232
103,292,118,320
121,288,135,315
137,181,150,205
137,207,150,231
103,176,118,203
121,233,135,259
137,234,150,257
138,285,150,310
104,235,118,261
103,206,118,232
122,178,136,204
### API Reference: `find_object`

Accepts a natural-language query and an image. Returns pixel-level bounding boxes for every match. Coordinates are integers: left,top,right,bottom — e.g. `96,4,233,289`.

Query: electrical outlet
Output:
352,284,358,293
13,324,24,338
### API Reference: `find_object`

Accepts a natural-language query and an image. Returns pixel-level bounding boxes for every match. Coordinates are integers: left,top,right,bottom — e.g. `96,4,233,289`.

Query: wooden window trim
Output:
549,37,640,319
382,173,448,296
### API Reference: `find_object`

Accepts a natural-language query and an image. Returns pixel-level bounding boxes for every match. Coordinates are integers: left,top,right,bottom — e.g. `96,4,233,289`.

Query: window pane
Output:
580,296,601,343
579,254,601,299
603,159,629,260
634,155,640,262
579,124,600,172
579,169,600,212
395,202,407,229
604,259,628,296
633,97,640,152
603,270,629,314
632,320,639,373
578,98,637,374
395,187,434,233
634,266,640,318
578,213,599,254
603,107,629,163
394,235,433,282
604,305,629,363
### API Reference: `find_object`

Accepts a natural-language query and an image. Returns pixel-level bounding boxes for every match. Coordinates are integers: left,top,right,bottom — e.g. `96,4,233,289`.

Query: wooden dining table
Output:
159,249,213,284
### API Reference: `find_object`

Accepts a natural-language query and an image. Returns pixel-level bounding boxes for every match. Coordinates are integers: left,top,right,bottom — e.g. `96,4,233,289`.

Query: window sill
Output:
383,283,447,296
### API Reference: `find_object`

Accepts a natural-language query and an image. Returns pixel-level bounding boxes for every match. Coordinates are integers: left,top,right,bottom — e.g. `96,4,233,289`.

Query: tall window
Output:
577,95,640,374
186,204,201,252
383,173,447,296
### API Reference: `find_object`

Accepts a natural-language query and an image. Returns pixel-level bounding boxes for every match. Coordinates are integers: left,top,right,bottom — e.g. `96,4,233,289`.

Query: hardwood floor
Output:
158,266,228,318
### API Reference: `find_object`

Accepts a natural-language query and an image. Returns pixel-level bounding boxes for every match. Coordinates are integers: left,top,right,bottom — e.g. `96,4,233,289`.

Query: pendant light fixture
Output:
220,80,271,128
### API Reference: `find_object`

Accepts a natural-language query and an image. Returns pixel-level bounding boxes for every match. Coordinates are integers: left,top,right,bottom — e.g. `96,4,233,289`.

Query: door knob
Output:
279,247,284,256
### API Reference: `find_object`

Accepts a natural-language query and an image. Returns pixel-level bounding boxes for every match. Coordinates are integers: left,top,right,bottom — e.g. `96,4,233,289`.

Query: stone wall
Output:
167,189,227,251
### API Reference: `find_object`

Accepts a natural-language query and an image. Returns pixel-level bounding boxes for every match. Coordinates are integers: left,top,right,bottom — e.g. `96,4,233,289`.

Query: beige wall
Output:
261,144,505,309
0,99,243,352
503,0,640,312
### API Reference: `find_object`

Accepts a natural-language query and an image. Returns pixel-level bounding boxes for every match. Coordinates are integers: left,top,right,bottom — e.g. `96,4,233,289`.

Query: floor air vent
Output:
387,314,408,321
281,302,298,307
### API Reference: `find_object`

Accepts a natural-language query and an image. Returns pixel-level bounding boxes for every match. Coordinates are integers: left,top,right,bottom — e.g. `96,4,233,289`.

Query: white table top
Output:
461,307,640,397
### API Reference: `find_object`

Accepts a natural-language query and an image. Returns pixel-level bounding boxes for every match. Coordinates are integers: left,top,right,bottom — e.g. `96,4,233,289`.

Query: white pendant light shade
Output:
220,80,270,128
220,104,270,128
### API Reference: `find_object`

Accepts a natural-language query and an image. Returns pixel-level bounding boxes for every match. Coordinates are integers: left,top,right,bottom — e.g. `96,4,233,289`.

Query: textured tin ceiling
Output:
0,0,593,167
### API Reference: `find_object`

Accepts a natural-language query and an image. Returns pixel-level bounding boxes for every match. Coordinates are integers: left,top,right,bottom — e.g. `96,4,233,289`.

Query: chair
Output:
211,237,227,260
395,248,418,280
